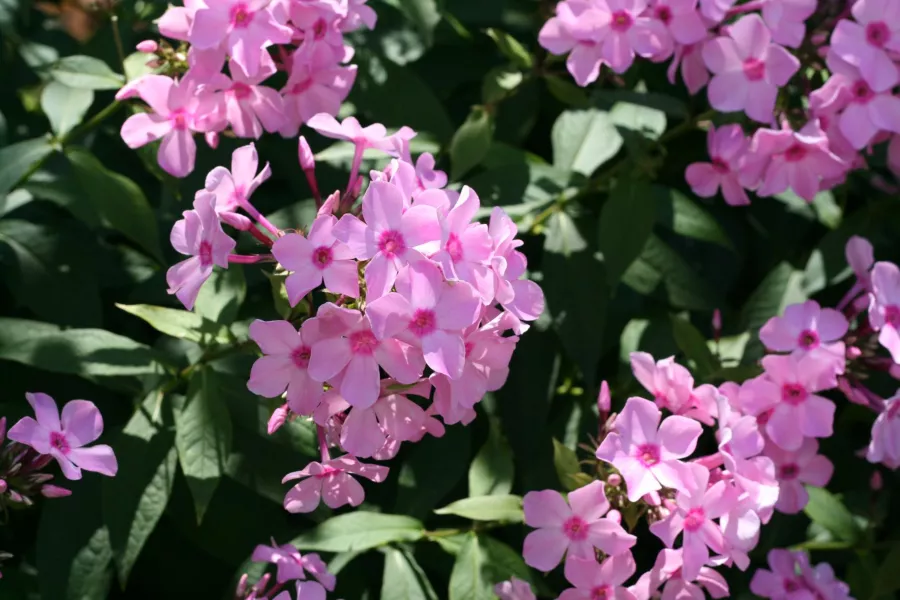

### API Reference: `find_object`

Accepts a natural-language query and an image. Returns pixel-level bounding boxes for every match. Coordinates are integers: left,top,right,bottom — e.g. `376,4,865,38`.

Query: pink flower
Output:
280,56,357,134
8,393,117,480
667,42,711,94
367,261,481,379
702,15,800,123
488,208,546,325
697,0,735,22
740,354,838,451
119,75,224,177
630,352,693,413
561,553,638,600
630,549,729,600
596,397,702,501
846,236,874,288
867,391,900,467
333,180,442,298
307,303,424,408
166,194,236,310
829,0,900,93
765,438,834,514
761,0,816,48
282,455,388,512
650,464,738,580
248,320,326,415
649,0,708,49
869,261,900,362
272,215,360,305
685,125,752,207
826,58,900,150
223,60,285,138
251,543,335,591
189,0,293,77
205,143,272,213
750,549,814,600
759,300,848,353
494,577,537,600
522,481,636,571
306,113,389,150
156,0,205,40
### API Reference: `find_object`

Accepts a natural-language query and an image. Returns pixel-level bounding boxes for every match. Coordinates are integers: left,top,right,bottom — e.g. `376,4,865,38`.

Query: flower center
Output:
464,341,474,358
655,5,672,24
291,78,313,95
378,230,406,258
349,330,379,355
314,465,339,479
230,82,253,100
446,233,464,262
784,144,807,162
887,401,900,420
757,408,773,426
171,109,189,131
712,157,730,174
798,329,820,349
866,22,890,48
198,241,213,267
743,58,765,81
885,305,900,327
562,516,589,541
611,10,633,31
784,579,805,593
591,585,611,600
779,463,800,480
291,345,312,369
635,443,660,467
230,3,254,28
781,383,808,405
409,309,437,337
312,246,333,269
684,507,706,532
50,431,70,455
852,80,874,103
313,18,328,39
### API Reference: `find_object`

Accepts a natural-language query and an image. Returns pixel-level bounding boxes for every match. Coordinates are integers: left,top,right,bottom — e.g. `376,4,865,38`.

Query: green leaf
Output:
48,55,124,90
594,89,689,118
656,189,732,249
670,315,719,379
544,75,591,108
68,148,163,261
291,512,425,552
544,209,587,256
449,534,538,600
599,179,658,287
123,51,158,82
551,109,622,175
482,66,524,104
468,417,514,497
0,136,54,196
553,439,591,491
395,426,473,518
397,0,441,45
803,486,863,544
610,100,666,140
41,81,93,137
622,235,720,311
194,267,247,325
176,369,233,524
381,547,439,600
103,395,177,585
435,495,524,523
117,304,233,345
485,29,533,68
450,107,495,180
873,543,900,597
0,317,162,378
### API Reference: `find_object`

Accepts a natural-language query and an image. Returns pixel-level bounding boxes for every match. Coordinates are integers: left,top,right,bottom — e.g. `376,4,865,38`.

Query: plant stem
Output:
110,14,128,79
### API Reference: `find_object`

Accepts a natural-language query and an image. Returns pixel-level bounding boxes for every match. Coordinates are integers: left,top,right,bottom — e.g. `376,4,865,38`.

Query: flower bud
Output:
41,484,72,498
0,416,6,444
846,345,862,360
0,479,7,494
267,404,288,435
810,32,828,46
136,40,159,53
642,490,661,506
220,211,254,231
712,308,722,340
871,470,883,491
607,473,622,487
298,136,315,171
597,380,611,414
606,509,622,525
317,190,340,216
235,573,249,598
205,131,219,149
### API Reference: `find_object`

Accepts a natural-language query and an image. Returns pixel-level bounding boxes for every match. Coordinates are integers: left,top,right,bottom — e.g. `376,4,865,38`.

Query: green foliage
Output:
434,495,524,523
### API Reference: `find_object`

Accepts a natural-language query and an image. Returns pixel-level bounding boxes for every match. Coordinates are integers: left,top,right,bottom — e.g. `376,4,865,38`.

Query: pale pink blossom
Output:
846,235,875,289
280,57,357,134
630,549,729,600
869,261,900,362
596,397,702,501
282,455,388,512
649,0,708,53
251,543,335,591
8,393,117,480
205,143,272,213
560,553,638,600
494,577,537,600
248,320,326,415
522,481,636,571
223,60,285,138
630,352,694,413
306,113,389,150
826,57,900,150
750,549,815,600
667,42,710,94
866,391,900,467
488,208,545,325
765,438,834,514
761,0,816,48
759,300,849,353
829,0,900,93
685,125,752,206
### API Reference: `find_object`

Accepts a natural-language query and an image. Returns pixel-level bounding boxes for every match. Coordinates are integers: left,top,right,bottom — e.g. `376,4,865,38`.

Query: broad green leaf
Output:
381,547,438,600
544,209,587,256
545,75,591,108
551,109,621,175
194,267,247,325
803,486,863,544
740,262,806,359
176,369,233,524
48,55,124,90
670,315,719,379
482,66,524,104
623,235,720,311
656,189,732,248
450,107,494,180
397,0,441,45
103,395,177,585
610,100,666,140
123,51,158,82
485,29,533,68
68,148,163,260
873,543,900,597
0,136,54,196
468,417,514,497
291,512,424,552
395,426,472,518
594,89,688,118
41,81,93,137
449,534,538,600
435,495,523,522
599,179,658,286
0,317,162,378
553,439,591,491
467,162,568,218
117,304,233,345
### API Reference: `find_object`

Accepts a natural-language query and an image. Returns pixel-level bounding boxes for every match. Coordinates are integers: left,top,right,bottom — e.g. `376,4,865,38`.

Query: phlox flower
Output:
306,113,390,152
8,393,118,480
282,455,388,512
667,42,710,95
702,14,800,123
697,0,735,22
561,553,637,600
717,503,762,569
205,143,272,214
223,60,286,139
765,438,834,514
156,0,205,40
826,57,900,150
750,549,814,600
630,352,694,414
414,153,448,190
247,320,325,415
685,124,752,207
761,0,816,48
596,397,702,501
846,236,874,289
869,261,900,363
648,0,708,57
333,180,442,298
650,464,739,580
367,261,482,379
280,55,357,134
494,577,537,600
829,0,900,93
272,215,360,305
802,558,853,600
488,208,545,326
250,542,335,592
759,300,848,354
522,480,636,571
866,391,900,467
630,549,729,600
166,194,236,310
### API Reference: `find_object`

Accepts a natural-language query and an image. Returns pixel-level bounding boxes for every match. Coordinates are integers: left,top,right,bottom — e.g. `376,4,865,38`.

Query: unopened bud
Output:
810,32,828,46
267,404,288,435
606,509,622,525
318,190,340,216
642,490,661,506
871,470,883,491
712,309,722,340
0,479,7,494
41,484,72,498
205,131,219,149
847,345,862,360
598,380,611,414
219,210,254,231
235,573,249,598
29,454,53,471
298,136,315,171
607,473,622,487
136,40,159,53
0,416,6,444
254,573,271,594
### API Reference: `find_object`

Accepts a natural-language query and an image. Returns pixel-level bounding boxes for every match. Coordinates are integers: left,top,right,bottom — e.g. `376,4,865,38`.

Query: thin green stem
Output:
110,14,128,79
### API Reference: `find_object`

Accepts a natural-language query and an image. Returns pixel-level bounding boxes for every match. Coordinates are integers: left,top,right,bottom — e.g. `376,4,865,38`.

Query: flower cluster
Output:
233,541,336,600
116,0,375,177
539,0,900,205
162,113,543,520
